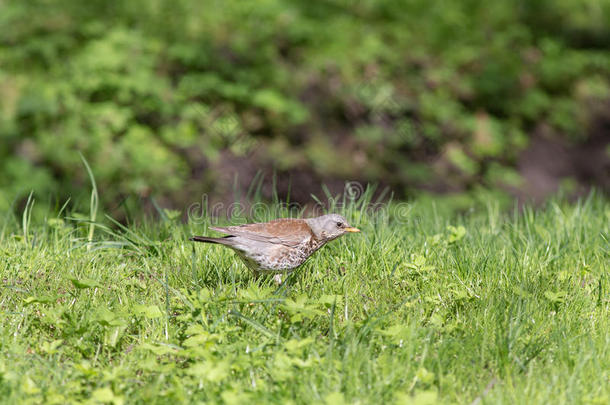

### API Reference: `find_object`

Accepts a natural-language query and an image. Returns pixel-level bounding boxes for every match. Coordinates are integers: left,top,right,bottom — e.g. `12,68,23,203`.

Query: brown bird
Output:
190,214,360,278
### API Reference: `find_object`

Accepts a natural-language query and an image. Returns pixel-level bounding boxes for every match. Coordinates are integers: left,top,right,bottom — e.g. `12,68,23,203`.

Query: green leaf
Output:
94,307,126,327
91,387,124,405
41,339,63,354
221,390,251,405
139,343,180,356
447,225,466,243
394,390,438,405
133,304,163,319
70,277,101,289
92,387,114,402
182,332,220,348
544,290,567,304
24,296,56,305
318,294,343,308
21,376,40,394
376,324,411,345
416,367,435,386
187,361,230,382
284,338,314,353
325,392,347,405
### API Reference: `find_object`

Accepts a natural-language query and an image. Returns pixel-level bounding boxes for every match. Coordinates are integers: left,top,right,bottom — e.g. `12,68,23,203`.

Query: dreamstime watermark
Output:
186,181,413,226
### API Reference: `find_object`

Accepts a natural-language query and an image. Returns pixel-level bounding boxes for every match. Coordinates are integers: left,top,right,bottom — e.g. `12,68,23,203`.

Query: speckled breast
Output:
246,236,323,273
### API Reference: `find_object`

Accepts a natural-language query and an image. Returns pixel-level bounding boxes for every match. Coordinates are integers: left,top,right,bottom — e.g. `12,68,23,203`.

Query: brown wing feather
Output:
210,218,313,247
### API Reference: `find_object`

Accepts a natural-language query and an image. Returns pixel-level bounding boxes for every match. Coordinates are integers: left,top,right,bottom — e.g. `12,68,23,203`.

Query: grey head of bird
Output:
304,214,360,242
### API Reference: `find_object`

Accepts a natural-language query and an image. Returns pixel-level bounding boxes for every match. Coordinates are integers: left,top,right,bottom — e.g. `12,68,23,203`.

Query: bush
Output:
1,0,609,213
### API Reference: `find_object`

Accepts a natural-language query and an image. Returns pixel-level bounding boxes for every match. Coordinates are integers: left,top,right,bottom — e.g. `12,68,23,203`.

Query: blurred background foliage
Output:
1,0,609,215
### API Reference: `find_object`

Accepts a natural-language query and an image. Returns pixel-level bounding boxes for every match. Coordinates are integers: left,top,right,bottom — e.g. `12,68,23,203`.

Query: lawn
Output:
0,193,608,404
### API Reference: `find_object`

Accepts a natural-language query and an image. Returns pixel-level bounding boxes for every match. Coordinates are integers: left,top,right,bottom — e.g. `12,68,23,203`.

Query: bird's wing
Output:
210,218,313,247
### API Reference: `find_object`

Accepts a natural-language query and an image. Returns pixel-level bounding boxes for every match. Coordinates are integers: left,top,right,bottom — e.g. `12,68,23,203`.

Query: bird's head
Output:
305,214,360,242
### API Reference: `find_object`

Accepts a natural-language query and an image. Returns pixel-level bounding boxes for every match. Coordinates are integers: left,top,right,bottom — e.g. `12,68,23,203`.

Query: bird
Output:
189,214,360,280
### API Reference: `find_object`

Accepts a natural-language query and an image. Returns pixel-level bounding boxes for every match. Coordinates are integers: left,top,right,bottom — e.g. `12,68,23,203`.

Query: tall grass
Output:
80,154,99,251
0,190,608,404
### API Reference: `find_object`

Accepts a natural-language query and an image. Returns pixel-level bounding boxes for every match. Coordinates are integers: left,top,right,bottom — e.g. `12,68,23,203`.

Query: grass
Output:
0,191,608,404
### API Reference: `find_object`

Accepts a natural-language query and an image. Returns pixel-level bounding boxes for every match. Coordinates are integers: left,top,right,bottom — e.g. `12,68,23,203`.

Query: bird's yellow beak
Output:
344,227,360,233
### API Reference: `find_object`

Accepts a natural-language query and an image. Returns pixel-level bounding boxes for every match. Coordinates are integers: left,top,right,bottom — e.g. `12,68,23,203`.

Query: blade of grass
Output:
228,309,276,339
80,153,99,251
22,191,34,245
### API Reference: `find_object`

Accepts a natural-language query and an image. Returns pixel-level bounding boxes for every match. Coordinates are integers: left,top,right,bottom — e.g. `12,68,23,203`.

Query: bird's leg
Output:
273,274,283,285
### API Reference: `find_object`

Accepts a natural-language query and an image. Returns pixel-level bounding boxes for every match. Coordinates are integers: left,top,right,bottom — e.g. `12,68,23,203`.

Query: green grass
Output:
0,193,608,404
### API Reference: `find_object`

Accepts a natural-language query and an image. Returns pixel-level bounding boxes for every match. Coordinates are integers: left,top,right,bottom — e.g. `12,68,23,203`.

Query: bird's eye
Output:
336,222,343,227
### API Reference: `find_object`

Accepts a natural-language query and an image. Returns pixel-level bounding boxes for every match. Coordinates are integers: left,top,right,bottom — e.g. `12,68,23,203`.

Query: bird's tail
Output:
189,235,234,245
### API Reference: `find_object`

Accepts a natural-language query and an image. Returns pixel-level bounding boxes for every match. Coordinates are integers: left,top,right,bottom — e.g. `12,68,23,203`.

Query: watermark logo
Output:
186,181,412,226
